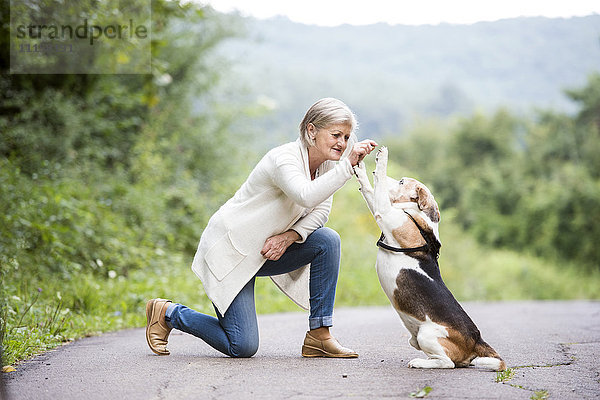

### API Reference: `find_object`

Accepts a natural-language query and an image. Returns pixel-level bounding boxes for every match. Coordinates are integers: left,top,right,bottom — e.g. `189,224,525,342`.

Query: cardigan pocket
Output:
205,231,247,281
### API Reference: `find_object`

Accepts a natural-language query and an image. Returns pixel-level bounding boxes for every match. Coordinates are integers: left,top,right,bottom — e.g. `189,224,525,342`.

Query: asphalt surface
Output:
3,301,599,399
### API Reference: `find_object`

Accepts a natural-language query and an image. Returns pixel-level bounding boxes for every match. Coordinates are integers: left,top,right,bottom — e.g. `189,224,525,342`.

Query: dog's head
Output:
387,177,440,223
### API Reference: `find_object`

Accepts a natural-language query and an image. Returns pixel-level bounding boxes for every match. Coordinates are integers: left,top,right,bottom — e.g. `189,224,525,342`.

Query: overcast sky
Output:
198,0,600,26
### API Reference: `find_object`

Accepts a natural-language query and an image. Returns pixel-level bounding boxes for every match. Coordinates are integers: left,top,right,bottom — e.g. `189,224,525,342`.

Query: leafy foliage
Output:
0,0,248,366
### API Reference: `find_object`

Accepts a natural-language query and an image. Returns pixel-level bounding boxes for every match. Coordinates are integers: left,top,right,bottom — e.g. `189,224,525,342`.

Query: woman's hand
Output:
347,139,378,166
261,230,301,261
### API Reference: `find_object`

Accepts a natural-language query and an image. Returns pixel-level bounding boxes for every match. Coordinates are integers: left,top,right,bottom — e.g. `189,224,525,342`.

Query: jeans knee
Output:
315,227,341,250
230,338,259,358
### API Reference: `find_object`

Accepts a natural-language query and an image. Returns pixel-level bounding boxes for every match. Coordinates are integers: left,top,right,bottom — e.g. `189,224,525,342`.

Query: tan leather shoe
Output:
145,298,172,356
301,331,358,358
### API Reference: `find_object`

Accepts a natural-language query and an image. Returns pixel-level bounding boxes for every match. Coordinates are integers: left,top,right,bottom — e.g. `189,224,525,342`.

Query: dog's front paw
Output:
375,146,388,163
374,146,388,179
408,358,428,369
408,358,454,369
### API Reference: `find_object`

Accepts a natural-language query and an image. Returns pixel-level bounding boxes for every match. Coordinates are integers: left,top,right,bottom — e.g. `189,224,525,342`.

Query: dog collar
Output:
376,211,435,256
377,233,429,253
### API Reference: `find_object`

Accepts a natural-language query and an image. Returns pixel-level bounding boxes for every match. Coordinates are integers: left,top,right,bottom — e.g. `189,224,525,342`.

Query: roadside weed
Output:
409,386,433,398
495,368,515,383
531,390,549,400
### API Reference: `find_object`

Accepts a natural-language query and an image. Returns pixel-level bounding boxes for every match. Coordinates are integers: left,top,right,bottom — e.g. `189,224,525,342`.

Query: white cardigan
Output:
191,139,354,315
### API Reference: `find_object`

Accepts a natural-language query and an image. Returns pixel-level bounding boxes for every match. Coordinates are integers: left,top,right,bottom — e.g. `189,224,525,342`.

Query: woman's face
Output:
309,123,352,161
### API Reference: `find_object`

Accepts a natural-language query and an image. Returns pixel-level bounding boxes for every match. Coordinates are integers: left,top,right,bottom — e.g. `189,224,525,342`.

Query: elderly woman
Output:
146,98,377,358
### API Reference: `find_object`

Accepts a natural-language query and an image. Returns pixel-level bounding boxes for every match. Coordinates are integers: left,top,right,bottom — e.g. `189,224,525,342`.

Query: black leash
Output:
376,211,435,256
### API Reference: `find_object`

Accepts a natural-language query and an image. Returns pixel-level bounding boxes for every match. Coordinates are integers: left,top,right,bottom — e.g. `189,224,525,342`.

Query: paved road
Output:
3,301,599,399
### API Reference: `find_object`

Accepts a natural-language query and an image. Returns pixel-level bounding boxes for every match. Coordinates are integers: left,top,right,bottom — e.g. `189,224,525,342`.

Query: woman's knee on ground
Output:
229,336,259,358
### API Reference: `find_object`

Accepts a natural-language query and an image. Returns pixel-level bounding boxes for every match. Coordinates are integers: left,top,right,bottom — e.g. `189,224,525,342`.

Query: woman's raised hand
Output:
348,140,378,166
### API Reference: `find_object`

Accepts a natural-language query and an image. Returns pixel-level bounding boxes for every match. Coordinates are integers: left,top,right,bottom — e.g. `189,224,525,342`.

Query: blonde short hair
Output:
299,98,358,147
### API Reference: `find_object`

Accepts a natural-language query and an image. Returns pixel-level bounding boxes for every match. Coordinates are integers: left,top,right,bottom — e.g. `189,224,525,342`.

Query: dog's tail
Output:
471,341,506,371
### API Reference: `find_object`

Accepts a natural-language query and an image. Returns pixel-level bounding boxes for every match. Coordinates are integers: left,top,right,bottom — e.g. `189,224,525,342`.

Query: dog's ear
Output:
416,186,440,223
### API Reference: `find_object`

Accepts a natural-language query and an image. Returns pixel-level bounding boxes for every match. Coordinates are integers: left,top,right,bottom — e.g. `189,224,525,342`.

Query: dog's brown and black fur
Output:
354,147,505,370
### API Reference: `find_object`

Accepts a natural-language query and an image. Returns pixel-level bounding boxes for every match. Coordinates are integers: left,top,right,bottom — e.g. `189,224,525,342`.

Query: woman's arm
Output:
271,140,378,209
262,140,377,259
272,155,353,209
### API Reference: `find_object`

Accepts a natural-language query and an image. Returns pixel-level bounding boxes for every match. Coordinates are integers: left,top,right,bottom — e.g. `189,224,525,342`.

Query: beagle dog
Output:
354,147,505,371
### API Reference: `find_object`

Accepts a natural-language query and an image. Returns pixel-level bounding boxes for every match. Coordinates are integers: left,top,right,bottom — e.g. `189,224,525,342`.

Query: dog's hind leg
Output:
409,335,421,351
470,341,506,371
471,357,506,371
408,319,455,369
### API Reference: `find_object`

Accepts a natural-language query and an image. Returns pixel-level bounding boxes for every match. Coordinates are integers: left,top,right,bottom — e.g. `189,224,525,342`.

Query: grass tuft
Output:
531,390,549,400
409,386,433,398
495,368,515,383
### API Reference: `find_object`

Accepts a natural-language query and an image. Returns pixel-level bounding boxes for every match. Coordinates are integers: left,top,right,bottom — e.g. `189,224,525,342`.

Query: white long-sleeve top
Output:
191,139,354,315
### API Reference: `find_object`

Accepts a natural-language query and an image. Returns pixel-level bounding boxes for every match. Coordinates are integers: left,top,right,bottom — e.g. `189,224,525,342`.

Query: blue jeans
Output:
165,227,341,358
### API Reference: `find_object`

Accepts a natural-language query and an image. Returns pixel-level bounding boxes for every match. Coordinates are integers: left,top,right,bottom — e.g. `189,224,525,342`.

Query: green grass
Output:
2,170,599,368
496,368,515,383
410,385,433,398
1,255,214,367
531,390,549,400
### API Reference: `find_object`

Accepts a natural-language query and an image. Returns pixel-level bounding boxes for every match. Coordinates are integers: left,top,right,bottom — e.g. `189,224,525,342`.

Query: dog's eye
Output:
399,179,404,185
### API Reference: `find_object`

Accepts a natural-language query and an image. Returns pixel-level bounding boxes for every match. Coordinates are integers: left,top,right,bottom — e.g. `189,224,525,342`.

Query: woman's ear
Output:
307,123,317,139
416,186,440,223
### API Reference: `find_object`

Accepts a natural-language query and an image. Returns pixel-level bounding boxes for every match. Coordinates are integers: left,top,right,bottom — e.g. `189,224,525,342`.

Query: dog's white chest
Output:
375,251,432,302
375,251,402,301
